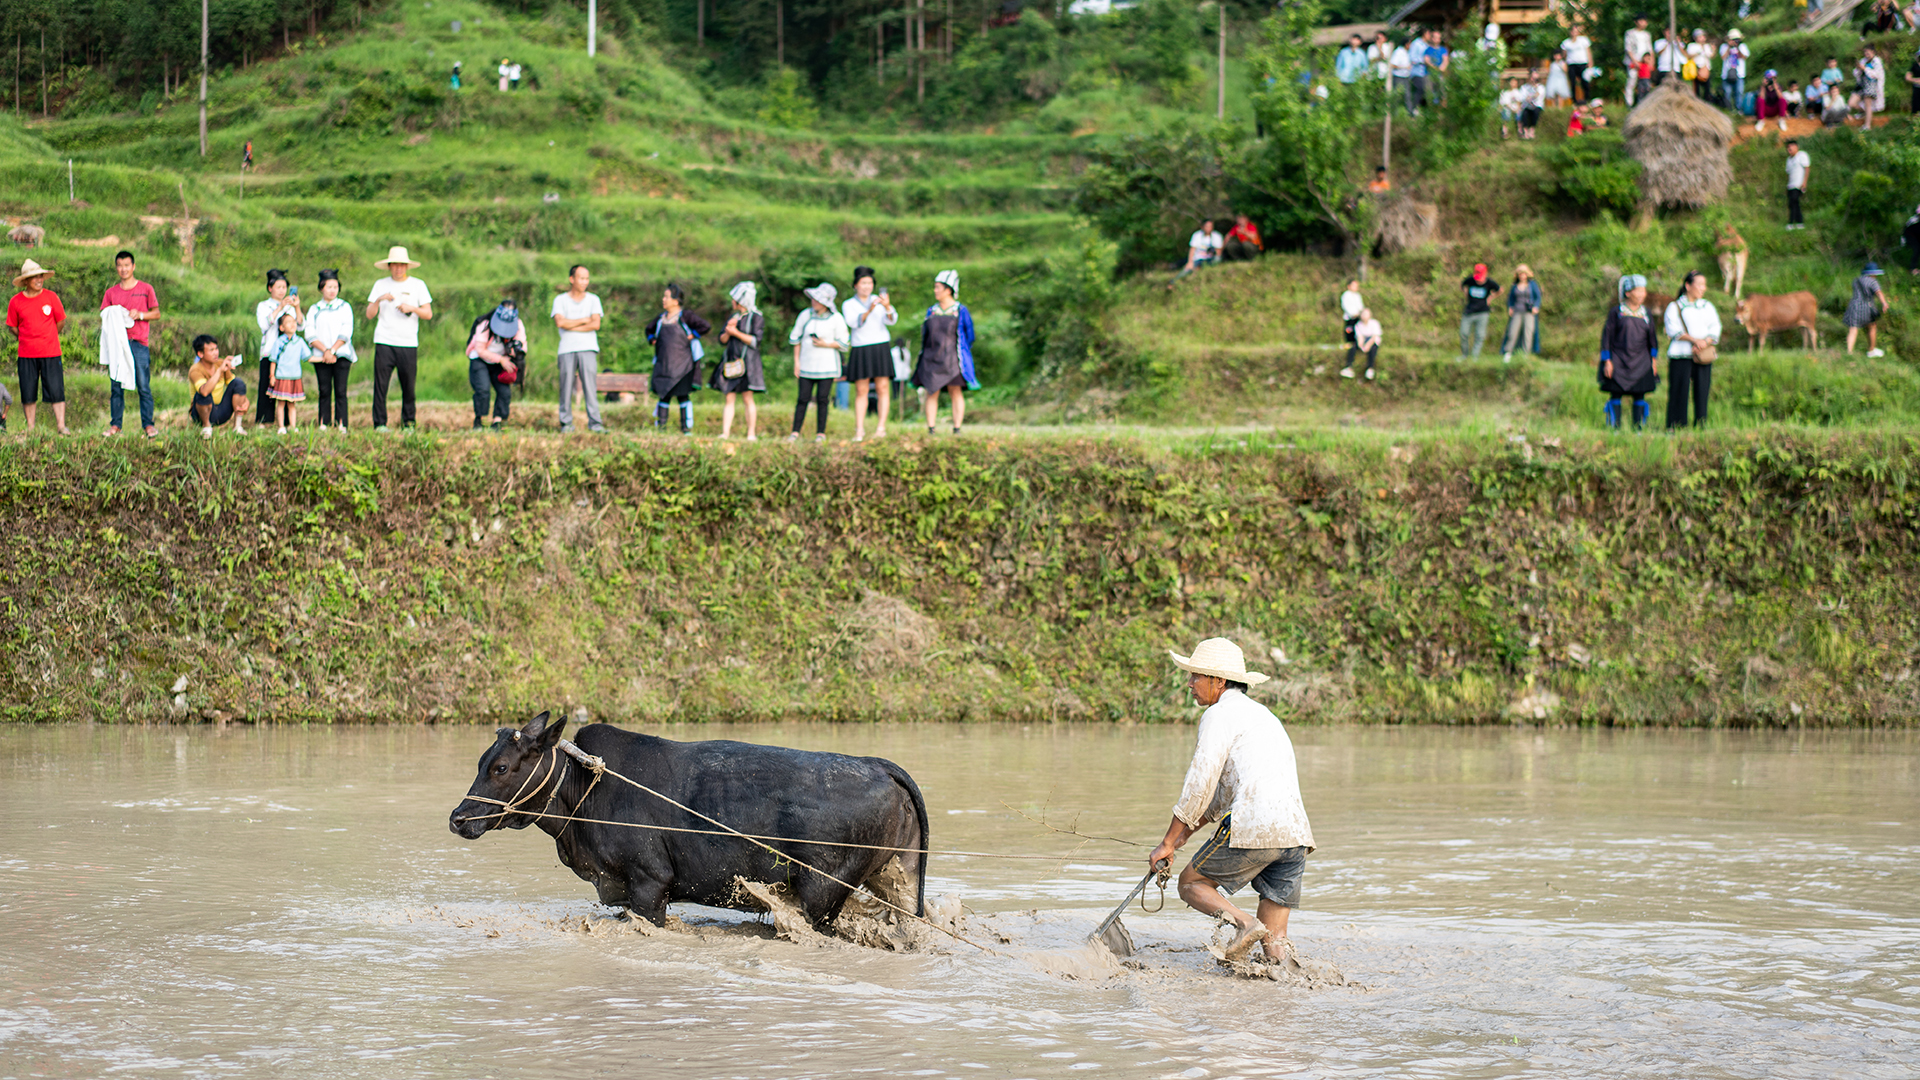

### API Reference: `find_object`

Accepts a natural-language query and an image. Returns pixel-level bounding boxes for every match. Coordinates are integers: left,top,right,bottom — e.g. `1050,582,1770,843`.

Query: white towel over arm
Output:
99,305,136,390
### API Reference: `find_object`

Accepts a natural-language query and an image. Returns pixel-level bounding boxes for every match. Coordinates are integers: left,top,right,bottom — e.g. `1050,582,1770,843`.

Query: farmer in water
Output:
1147,638,1316,968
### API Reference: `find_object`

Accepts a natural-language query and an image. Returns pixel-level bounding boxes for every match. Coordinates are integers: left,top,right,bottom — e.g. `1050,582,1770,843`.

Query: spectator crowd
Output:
2,248,982,442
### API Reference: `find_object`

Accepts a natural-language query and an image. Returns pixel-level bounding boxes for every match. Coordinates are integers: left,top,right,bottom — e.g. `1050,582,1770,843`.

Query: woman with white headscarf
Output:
1597,274,1659,431
710,280,767,440
913,269,977,435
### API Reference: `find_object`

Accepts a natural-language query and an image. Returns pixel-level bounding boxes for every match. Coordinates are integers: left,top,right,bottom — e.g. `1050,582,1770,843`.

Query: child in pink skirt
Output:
267,310,309,433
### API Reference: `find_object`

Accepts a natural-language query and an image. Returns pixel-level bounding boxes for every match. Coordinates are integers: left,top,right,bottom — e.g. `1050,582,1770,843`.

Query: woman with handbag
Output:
646,282,712,434
1663,271,1721,430
1598,274,1660,431
1843,262,1891,356
710,280,767,439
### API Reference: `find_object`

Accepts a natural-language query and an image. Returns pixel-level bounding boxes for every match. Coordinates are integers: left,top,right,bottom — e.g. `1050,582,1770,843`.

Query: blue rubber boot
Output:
1603,399,1621,430
1632,399,1649,430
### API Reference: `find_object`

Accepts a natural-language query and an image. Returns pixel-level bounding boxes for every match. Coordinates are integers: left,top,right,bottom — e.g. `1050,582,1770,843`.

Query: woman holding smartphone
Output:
840,266,897,442
254,269,302,426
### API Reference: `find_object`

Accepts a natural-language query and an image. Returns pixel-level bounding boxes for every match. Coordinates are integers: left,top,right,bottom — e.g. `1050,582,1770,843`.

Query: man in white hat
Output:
365,246,434,431
1147,637,1315,967
6,259,69,434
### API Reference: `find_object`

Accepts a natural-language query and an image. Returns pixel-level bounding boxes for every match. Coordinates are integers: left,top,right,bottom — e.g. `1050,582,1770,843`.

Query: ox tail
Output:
880,759,930,917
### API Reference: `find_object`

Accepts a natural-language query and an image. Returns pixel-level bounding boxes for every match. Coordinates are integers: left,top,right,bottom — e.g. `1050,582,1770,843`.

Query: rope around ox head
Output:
462,738,1009,954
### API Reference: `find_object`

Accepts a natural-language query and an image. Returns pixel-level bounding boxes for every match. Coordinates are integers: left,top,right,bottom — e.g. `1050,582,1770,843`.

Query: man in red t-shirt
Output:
6,259,68,434
102,249,161,437
1224,214,1264,262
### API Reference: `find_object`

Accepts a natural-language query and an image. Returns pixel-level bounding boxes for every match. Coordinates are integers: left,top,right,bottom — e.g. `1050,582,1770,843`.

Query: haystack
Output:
1623,85,1733,209
1375,194,1439,253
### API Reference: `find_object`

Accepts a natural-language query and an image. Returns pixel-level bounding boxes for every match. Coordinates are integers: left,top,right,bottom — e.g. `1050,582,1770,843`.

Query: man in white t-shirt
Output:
1169,220,1223,287
1785,140,1810,229
551,264,606,434
1623,16,1652,105
1366,30,1393,81
364,245,433,431
1653,28,1680,85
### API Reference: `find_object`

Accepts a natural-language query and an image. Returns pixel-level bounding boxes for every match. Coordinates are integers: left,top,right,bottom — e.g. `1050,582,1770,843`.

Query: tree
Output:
1072,127,1234,276
1238,0,1376,277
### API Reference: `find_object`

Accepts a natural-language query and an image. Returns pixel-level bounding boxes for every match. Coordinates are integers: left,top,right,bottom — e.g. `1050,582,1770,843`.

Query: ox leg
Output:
624,875,671,926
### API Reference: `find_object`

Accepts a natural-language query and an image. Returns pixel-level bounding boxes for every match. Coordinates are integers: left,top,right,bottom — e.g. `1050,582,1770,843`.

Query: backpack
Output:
1682,56,1697,81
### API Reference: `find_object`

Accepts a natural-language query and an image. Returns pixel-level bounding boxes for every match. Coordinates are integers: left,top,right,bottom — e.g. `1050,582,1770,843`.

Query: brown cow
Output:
1734,292,1819,352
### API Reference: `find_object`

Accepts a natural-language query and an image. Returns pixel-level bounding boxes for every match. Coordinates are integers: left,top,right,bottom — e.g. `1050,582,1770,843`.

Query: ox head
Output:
448,711,569,840
1734,298,1751,327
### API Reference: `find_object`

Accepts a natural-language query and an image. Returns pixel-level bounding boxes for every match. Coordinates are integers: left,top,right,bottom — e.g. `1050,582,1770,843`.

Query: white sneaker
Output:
233,421,246,435
201,426,213,440
1366,369,1375,380
1340,367,1355,379
277,427,288,435
1868,348,1886,357
1501,353,1512,364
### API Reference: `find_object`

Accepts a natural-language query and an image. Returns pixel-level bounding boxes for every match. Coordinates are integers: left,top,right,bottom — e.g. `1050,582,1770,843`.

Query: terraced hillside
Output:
3,0,1120,406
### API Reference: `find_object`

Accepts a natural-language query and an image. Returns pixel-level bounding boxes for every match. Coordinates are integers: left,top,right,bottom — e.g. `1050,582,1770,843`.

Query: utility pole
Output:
777,0,785,67
916,0,925,102
198,0,208,156
1216,4,1225,120
589,0,597,56
1381,60,1391,172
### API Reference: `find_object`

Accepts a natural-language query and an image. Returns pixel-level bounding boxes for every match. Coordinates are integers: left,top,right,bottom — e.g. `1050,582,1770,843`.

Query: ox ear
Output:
521,710,567,748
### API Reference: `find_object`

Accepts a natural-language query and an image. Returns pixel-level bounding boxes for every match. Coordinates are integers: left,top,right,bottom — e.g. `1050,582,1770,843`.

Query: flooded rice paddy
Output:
1,723,1915,1079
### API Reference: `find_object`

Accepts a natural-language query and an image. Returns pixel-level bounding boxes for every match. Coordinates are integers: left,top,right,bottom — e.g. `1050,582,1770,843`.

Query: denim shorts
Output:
1189,818,1308,907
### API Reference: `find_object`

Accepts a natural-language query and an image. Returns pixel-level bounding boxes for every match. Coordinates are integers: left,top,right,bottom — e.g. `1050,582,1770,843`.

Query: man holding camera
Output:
466,300,526,431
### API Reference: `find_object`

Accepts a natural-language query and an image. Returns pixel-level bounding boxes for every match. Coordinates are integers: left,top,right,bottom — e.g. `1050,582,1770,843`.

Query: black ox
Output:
448,713,930,926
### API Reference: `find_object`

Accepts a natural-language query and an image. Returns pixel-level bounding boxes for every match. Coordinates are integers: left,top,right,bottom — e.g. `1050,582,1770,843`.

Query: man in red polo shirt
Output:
102,249,160,438
6,259,68,434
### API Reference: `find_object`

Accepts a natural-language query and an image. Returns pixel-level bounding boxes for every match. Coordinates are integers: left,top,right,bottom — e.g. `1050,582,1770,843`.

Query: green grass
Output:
3,430,1914,725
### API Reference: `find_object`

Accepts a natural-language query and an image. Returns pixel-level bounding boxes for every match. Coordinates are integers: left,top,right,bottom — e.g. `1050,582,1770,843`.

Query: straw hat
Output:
803,281,837,307
1168,637,1269,685
13,258,53,286
373,245,421,269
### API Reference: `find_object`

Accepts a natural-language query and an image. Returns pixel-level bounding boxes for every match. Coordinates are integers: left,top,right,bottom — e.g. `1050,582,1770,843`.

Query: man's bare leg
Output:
1179,864,1292,961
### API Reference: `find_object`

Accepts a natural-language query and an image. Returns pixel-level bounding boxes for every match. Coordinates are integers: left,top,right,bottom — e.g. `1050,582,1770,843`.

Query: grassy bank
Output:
4,430,1915,726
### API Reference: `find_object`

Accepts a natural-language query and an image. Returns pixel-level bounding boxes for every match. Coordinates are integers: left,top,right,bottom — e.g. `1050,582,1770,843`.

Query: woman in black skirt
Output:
709,280,767,439
645,282,711,434
1597,273,1659,431
840,265,897,442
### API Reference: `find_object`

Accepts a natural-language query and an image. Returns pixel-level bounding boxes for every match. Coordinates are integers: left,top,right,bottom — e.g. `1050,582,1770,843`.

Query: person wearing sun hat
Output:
364,245,434,431
6,258,69,434
1146,637,1316,969
1844,262,1892,357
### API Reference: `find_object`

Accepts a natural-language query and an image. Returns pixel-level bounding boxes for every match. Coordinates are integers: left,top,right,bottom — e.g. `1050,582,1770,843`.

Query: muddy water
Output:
1,724,1915,1079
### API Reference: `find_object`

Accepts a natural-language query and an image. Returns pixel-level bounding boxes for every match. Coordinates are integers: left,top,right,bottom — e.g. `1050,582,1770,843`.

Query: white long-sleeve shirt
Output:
303,298,357,361
1170,690,1315,851
1664,296,1722,358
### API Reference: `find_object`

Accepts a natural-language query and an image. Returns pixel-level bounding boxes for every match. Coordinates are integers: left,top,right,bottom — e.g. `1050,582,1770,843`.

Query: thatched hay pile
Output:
1375,195,1439,253
1623,85,1733,208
